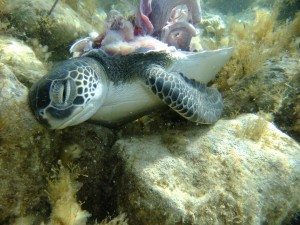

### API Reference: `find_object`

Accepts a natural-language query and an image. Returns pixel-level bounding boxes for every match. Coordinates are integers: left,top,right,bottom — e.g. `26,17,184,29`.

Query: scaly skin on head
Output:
29,57,108,129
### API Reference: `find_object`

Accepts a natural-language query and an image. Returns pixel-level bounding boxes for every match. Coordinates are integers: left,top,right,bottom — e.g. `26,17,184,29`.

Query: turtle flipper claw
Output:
143,65,223,124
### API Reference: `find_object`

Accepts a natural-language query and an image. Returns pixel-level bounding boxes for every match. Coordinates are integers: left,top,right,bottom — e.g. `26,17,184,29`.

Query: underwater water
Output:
0,0,299,224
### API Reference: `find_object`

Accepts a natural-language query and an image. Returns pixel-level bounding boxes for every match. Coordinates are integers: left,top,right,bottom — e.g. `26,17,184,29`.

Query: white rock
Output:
112,114,300,225
0,36,47,86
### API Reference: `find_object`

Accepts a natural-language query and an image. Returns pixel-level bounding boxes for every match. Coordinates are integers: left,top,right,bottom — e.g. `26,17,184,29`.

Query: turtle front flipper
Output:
142,65,223,124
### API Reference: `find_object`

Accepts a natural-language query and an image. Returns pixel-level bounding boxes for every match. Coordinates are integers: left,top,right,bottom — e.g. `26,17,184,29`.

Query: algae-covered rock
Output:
0,35,46,87
201,13,226,37
0,63,53,222
3,0,105,60
198,13,228,50
0,63,47,149
54,124,116,220
111,114,300,225
223,56,300,140
0,37,116,223
275,0,300,21
45,166,128,225
202,0,253,14
10,166,129,225
46,166,91,225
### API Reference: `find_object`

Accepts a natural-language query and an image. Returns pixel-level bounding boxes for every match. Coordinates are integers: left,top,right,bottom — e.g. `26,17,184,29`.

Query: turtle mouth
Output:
48,106,84,129
50,103,92,129
28,77,52,128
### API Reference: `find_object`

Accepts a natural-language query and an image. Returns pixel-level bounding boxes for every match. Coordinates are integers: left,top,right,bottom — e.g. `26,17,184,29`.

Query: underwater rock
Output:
201,13,226,38
275,0,300,21
223,56,300,140
198,12,228,50
111,114,300,225
0,36,47,87
46,167,91,225
0,43,116,222
3,0,103,60
44,166,128,225
0,63,47,151
202,0,253,14
54,124,116,220
0,63,53,222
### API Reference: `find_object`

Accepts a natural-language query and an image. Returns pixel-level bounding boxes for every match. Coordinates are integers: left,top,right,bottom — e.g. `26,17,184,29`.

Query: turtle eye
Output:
50,79,76,108
61,79,71,104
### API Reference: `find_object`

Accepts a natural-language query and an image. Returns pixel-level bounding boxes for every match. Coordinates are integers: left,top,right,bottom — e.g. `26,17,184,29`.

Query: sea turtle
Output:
29,47,233,129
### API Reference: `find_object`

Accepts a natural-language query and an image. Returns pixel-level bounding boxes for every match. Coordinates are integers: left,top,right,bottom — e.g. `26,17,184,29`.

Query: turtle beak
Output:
28,77,52,128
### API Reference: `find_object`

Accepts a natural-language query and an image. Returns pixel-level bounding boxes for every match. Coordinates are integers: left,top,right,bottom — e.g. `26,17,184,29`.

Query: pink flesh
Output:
135,0,200,50
135,0,154,35
72,0,201,56
161,21,197,50
149,0,201,34
102,36,172,56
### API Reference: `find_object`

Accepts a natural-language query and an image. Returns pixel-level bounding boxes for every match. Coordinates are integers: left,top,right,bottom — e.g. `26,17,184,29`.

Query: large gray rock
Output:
0,40,115,222
4,0,104,60
0,63,53,221
55,124,116,219
202,0,253,14
0,36,47,87
111,114,300,225
223,56,300,140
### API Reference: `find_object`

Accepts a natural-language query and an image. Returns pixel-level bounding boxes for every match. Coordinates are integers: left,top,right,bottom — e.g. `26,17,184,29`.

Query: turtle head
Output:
29,57,108,129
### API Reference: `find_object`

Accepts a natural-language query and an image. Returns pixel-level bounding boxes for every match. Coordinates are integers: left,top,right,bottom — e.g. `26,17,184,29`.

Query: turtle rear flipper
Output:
170,47,234,83
143,65,223,124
